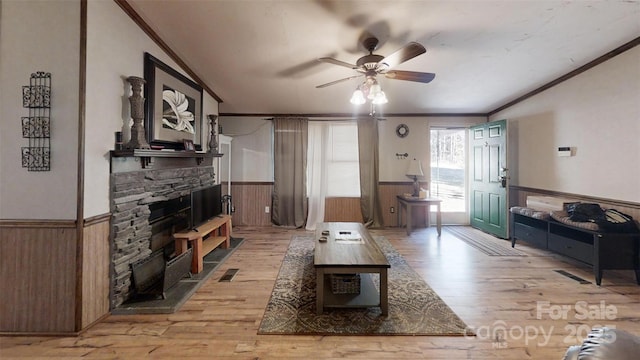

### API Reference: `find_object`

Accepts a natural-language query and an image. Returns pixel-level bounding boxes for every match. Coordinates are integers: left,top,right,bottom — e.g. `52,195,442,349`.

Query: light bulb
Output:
368,83,382,99
372,91,388,104
350,89,366,105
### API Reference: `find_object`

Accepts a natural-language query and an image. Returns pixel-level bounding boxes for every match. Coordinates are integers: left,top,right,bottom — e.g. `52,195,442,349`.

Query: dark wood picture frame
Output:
183,139,195,152
144,52,203,150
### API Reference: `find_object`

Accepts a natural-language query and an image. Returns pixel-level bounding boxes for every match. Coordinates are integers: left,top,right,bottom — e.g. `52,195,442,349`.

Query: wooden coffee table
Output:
314,222,390,315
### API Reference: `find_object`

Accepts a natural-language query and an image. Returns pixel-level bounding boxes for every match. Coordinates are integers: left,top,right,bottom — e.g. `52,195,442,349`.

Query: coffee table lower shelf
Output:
322,273,380,309
316,268,388,315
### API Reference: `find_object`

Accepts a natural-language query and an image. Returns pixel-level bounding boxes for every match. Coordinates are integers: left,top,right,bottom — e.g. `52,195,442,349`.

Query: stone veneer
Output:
110,166,215,308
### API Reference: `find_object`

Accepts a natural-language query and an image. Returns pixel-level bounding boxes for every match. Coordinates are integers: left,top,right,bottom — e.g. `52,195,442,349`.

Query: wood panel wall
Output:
226,182,273,227
379,182,417,227
227,182,418,227
228,182,640,228
81,216,111,329
0,221,77,333
324,198,363,223
0,215,111,334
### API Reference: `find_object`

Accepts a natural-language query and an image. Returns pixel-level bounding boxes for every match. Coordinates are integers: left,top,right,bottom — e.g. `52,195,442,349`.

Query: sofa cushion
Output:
562,345,580,360
578,327,640,359
510,206,551,220
550,211,600,231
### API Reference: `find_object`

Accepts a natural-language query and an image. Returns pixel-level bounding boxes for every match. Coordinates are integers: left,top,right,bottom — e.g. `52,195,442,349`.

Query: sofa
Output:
563,327,640,359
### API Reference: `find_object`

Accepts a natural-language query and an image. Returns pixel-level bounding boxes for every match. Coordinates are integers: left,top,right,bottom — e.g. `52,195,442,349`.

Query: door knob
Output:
499,175,508,188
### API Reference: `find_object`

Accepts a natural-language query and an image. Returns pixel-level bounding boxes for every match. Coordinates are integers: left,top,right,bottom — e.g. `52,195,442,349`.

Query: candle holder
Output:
125,76,150,149
207,114,219,154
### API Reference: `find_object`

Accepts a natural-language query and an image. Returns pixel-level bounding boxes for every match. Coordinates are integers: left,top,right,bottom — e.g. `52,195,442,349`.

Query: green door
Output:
469,120,508,238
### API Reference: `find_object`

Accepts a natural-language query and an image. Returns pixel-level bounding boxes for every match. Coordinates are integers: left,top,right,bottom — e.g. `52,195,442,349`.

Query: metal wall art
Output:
21,71,51,171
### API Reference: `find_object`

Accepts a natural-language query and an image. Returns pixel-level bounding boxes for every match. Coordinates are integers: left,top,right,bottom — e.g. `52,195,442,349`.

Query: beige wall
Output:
0,0,221,220
491,46,640,203
378,116,485,182
219,115,485,184
84,0,220,218
0,1,80,219
217,117,274,182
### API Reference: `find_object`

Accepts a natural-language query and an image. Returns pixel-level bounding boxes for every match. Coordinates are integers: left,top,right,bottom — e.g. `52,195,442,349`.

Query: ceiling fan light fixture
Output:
316,38,433,107
367,82,382,100
372,91,388,104
350,88,366,105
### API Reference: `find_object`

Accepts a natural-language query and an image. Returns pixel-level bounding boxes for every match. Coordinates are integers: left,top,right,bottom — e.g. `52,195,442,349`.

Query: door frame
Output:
429,126,470,225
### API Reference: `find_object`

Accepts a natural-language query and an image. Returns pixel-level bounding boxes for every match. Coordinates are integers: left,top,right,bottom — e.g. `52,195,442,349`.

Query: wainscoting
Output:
324,197,363,223
0,215,110,334
226,183,640,229
81,216,111,330
0,221,77,333
379,182,422,227
226,182,273,226
227,182,418,227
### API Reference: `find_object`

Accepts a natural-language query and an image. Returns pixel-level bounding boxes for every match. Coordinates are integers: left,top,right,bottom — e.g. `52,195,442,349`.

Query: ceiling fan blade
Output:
377,42,426,70
316,75,363,88
318,57,358,69
385,70,435,83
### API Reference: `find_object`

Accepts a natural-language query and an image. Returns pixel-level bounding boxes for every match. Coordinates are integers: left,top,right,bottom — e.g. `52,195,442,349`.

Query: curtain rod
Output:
220,112,487,118
262,117,383,121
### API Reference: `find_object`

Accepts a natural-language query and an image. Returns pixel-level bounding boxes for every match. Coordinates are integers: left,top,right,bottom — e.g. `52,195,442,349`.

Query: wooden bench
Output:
173,214,232,274
511,211,639,285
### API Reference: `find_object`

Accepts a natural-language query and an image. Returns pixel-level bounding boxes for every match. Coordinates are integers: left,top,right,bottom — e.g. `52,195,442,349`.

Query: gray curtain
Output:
357,117,384,227
272,117,308,228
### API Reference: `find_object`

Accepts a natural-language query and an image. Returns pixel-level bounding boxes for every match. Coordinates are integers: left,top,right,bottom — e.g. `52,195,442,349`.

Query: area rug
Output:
258,235,470,336
445,226,525,256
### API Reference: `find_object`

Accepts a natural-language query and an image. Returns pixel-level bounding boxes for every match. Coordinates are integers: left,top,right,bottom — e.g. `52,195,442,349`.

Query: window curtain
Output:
272,117,308,228
357,117,383,227
305,122,329,230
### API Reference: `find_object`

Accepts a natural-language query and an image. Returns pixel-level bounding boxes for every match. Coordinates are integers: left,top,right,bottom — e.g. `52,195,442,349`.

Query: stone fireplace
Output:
110,164,215,308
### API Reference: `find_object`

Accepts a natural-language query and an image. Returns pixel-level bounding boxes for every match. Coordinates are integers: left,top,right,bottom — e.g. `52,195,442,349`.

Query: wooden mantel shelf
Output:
111,149,223,168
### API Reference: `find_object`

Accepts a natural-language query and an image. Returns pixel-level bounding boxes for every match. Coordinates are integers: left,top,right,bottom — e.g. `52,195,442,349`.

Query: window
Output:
326,123,360,197
307,121,360,198
430,128,466,212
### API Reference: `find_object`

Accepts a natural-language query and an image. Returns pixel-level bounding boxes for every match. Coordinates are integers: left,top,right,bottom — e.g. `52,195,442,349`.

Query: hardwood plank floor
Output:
1,226,639,359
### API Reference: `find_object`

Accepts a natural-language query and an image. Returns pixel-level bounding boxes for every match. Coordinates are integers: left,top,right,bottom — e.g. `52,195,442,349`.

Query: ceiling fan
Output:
315,37,436,91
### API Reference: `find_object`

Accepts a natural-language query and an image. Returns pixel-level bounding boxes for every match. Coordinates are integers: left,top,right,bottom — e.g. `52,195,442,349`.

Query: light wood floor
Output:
2,226,639,359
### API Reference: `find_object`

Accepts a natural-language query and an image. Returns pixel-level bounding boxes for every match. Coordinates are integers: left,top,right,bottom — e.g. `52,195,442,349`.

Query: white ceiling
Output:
126,0,639,115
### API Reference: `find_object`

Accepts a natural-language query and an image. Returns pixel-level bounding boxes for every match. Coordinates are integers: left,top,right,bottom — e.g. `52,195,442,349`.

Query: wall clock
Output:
396,124,409,138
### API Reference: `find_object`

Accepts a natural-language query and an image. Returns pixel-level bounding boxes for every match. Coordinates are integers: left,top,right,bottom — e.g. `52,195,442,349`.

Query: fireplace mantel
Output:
111,149,223,168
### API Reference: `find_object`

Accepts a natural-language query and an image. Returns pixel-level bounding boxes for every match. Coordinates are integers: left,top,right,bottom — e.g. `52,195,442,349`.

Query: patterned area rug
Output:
258,235,470,336
445,226,526,256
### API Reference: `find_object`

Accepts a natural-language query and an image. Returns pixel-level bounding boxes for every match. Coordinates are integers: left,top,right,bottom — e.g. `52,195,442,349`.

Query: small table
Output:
314,222,390,315
396,196,442,236
173,214,232,274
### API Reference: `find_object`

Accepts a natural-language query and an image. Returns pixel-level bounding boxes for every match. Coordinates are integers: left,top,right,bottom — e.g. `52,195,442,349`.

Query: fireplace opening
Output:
149,196,190,257
130,195,192,300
